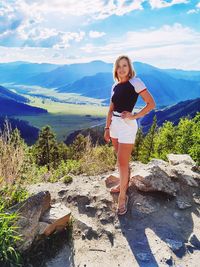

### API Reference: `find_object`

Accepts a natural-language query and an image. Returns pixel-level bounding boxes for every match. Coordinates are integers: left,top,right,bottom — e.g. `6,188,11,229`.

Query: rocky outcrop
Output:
21,154,200,267
11,191,71,252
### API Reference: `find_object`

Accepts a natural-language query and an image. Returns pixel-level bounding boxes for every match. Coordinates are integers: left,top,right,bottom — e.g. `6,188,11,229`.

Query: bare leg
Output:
111,137,118,154
117,143,134,211
110,137,120,192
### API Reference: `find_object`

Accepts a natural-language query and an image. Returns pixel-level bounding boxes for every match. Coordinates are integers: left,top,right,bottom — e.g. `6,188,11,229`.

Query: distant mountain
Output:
140,97,200,133
0,98,47,116
24,60,112,88
0,116,39,145
65,98,200,145
0,85,28,103
162,68,200,82
133,62,200,107
0,84,47,115
57,72,113,100
0,61,199,107
0,61,58,84
56,62,200,107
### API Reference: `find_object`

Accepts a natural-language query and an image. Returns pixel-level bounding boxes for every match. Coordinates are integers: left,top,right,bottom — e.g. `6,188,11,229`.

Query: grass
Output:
14,96,108,141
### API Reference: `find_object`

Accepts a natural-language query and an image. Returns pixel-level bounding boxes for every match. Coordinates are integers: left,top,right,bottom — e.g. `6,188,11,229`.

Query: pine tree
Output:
34,126,59,170
175,116,195,154
139,115,157,163
153,121,176,160
189,112,200,165
132,127,144,161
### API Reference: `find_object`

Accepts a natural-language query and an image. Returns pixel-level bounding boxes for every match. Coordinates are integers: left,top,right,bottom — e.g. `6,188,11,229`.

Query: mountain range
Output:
65,97,200,144
140,97,200,133
0,85,47,115
1,60,199,108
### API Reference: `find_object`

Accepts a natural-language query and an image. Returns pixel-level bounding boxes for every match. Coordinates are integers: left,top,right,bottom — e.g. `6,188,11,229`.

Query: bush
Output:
79,142,116,175
63,175,73,184
0,121,26,186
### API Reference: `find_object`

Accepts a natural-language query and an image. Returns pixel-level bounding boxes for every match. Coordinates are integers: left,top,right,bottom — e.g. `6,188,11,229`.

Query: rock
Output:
173,212,181,219
170,164,199,187
194,196,200,205
165,256,173,266
14,191,51,252
38,222,50,235
40,203,71,236
74,218,98,240
136,252,151,262
165,238,183,252
148,158,168,167
105,174,119,188
188,233,200,249
167,154,195,166
132,195,160,215
176,199,192,210
58,189,68,196
132,165,177,196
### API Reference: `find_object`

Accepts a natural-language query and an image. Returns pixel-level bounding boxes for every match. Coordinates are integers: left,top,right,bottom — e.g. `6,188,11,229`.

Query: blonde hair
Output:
113,55,136,82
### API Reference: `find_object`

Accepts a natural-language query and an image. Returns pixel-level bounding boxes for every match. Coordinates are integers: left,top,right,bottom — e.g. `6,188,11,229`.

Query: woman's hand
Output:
104,129,111,143
121,111,137,120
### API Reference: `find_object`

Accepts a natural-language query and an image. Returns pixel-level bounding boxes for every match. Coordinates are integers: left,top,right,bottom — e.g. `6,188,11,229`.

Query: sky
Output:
0,0,200,70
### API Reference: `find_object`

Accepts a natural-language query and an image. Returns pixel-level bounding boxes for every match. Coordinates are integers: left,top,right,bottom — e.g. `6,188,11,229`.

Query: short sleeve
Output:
110,83,116,98
129,77,147,94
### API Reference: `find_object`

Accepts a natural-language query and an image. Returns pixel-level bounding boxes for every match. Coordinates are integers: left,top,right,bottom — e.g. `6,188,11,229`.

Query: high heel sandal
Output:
117,195,129,215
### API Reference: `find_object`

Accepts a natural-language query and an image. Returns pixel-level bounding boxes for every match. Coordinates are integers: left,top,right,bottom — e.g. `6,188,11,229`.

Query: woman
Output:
104,55,156,215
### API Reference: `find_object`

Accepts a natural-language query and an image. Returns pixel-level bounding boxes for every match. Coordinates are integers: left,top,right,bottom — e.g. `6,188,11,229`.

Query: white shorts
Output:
110,112,138,144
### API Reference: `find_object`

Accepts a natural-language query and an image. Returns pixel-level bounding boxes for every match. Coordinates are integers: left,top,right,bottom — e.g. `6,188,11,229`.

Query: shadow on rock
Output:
22,228,75,267
117,186,200,267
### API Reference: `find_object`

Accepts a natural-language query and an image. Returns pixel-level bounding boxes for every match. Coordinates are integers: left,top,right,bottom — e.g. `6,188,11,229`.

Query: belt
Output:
113,111,122,117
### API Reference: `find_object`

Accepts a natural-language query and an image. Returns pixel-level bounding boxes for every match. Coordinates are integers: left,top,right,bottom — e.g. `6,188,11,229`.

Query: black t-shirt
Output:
111,77,147,113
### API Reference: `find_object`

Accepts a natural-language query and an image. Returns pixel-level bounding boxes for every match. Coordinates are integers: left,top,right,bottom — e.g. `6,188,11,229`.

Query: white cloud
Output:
149,0,188,9
187,1,200,14
80,23,200,70
89,30,106,38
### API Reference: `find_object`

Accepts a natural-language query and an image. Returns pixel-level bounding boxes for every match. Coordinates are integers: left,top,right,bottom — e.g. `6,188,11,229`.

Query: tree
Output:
153,121,176,160
34,126,59,170
132,127,144,161
139,115,157,163
189,112,200,165
175,116,195,154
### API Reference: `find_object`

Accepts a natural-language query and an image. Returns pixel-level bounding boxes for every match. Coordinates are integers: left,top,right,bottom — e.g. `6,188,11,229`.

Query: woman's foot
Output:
117,195,129,215
110,166,131,194
110,184,120,193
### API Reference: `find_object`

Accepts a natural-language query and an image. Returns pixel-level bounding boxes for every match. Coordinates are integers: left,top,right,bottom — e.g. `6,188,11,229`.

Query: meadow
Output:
14,96,108,141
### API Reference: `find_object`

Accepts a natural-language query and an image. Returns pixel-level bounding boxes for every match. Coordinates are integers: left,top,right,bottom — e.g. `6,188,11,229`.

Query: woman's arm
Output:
104,101,114,142
105,101,114,128
121,89,156,120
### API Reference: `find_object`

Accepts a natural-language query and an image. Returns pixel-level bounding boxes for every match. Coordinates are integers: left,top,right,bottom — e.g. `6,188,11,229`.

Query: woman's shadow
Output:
111,184,200,267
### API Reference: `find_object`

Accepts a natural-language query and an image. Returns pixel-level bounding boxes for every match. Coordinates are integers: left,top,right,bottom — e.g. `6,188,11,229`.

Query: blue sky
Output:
0,0,200,70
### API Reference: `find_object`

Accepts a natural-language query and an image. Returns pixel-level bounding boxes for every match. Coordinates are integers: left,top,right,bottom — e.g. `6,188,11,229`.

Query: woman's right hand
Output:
104,129,110,143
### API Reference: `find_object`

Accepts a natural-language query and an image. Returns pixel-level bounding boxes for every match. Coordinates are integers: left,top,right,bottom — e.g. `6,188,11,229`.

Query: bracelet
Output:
104,127,109,130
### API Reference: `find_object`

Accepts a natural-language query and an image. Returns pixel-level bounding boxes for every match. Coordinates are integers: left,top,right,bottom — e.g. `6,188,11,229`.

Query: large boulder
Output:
12,191,71,252
131,165,177,196
14,191,51,251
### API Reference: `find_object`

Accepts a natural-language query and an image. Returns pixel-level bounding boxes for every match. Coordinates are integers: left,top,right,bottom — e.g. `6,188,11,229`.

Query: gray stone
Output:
176,200,192,210
165,238,183,251
15,191,51,252
40,203,71,236
167,154,195,166
188,233,200,249
132,165,177,196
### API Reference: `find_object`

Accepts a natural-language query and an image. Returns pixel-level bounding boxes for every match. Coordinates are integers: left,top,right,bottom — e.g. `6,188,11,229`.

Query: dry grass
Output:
0,120,25,186
79,136,116,175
